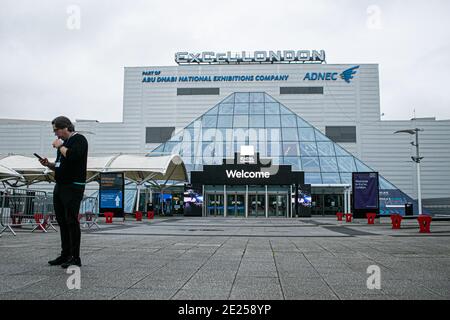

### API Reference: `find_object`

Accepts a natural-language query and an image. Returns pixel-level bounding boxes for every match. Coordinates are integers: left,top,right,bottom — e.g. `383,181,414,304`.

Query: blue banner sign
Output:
353,172,379,210
99,172,124,212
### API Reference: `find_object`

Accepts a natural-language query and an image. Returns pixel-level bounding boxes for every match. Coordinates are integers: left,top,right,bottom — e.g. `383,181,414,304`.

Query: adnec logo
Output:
303,66,360,83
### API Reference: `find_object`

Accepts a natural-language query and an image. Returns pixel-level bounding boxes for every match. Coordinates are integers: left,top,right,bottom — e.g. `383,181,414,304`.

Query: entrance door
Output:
277,195,287,217
226,194,246,217
311,194,324,215
227,194,236,217
311,194,343,216
248,193,265,217
236,194,245,217
206,194,224,217
324,194,342,215
268,194,288,217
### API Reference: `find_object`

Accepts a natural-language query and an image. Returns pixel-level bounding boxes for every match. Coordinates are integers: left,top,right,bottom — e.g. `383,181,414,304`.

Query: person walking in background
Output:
39,116,88,268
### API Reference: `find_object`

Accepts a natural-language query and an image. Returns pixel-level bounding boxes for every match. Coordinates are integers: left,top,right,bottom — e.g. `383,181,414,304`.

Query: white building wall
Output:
1,62,449,206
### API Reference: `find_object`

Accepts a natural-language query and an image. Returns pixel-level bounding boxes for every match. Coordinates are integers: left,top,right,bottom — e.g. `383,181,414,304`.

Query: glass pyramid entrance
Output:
150,92,420,215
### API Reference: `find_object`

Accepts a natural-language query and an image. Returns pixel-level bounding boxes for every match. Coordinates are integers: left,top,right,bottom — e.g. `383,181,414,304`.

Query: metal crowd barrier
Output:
78,196,100,230
1,189,57,236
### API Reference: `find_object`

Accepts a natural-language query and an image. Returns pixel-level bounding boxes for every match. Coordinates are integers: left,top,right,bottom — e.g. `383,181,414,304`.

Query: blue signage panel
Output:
100,190,123,209
352,172,379,210
99,172,125,215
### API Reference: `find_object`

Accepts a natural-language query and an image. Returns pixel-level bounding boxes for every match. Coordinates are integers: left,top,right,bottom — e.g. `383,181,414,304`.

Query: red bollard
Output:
135,211,143,221
417,215,432,233
147,210,154,220
336,212,344,221
366,213,377,225
345,213,353,223
104,212,114,224
33,213,47,231
390,214,403,229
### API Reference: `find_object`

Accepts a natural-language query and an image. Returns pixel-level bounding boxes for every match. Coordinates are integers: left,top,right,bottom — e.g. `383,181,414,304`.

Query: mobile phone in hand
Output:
33,153,43,160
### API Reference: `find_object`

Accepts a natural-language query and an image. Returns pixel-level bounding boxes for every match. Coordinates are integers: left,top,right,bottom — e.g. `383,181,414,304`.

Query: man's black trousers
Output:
53,183,84,258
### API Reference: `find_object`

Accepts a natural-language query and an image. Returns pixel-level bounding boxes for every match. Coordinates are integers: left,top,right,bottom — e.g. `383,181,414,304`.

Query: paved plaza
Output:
1,216,450,300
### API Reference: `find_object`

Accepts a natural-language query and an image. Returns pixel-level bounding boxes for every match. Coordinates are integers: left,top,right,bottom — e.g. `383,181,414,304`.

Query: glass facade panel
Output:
267,143,282,156
235,92,250,103
170,132,183,142
337,157,357,172
322,173,341,184
250,92,264,103
207,105,219,115
202,128,216,141
266,103,280,114
202,143,216,158
183,126,200,141
232,128,249,142
234,103,249,114
233,115,248,127
283,157,301,170
320,157,338,172
265,115,281,128
281,115,297,127
217,115,233,128
163,142,179,153
300,142,318,156
215,128,231,141
250,103,265,114
264,93,277,103
340,173,352,185
302,157,320,172
299,128,315,141
305,172,322,184
282,127,299,141
249,115,265,127
334,144,351,156
266,128,281,141
297,117,311,128
283,142,300,156
317,142,335,156
202,115,217,128
280,105,293,114
219,104,234,114
152,145,165,153
314,129,330,142
221,94,235,104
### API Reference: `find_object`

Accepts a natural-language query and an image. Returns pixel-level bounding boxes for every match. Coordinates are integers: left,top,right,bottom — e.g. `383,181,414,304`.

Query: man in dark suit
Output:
39,116,88,268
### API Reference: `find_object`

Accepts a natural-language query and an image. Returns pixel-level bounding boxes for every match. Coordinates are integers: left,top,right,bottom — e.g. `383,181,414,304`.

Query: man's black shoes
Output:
61,257,82,269
48,256,69,266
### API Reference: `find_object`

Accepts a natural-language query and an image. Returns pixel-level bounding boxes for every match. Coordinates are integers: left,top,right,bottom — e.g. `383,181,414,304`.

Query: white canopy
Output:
0,154,188,187
0,155,53,185
86,154,188,183
0,163,23,182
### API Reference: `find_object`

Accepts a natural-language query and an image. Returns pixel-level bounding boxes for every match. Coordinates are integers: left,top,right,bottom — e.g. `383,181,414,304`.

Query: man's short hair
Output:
52,116,75,132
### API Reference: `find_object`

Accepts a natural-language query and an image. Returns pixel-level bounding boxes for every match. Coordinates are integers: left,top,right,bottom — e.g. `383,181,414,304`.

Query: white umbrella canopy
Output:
0,154,188,186
0,163,23,181
87,154,188,183
0,155,54,185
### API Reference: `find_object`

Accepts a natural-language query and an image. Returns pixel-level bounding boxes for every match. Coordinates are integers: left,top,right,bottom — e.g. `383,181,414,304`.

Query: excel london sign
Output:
175,50,326,65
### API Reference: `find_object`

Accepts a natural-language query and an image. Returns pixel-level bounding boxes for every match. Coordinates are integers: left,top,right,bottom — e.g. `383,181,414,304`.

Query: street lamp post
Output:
394,128,424,215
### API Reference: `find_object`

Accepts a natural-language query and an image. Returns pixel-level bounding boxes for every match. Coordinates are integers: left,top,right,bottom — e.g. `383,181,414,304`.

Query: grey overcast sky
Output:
1,0,449,122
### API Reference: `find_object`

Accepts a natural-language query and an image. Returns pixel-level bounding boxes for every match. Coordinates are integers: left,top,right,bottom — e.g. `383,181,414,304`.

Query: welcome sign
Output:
191,152,304,186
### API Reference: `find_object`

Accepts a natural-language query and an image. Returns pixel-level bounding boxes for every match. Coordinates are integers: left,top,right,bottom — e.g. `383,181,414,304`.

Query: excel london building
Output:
1,50,449,217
